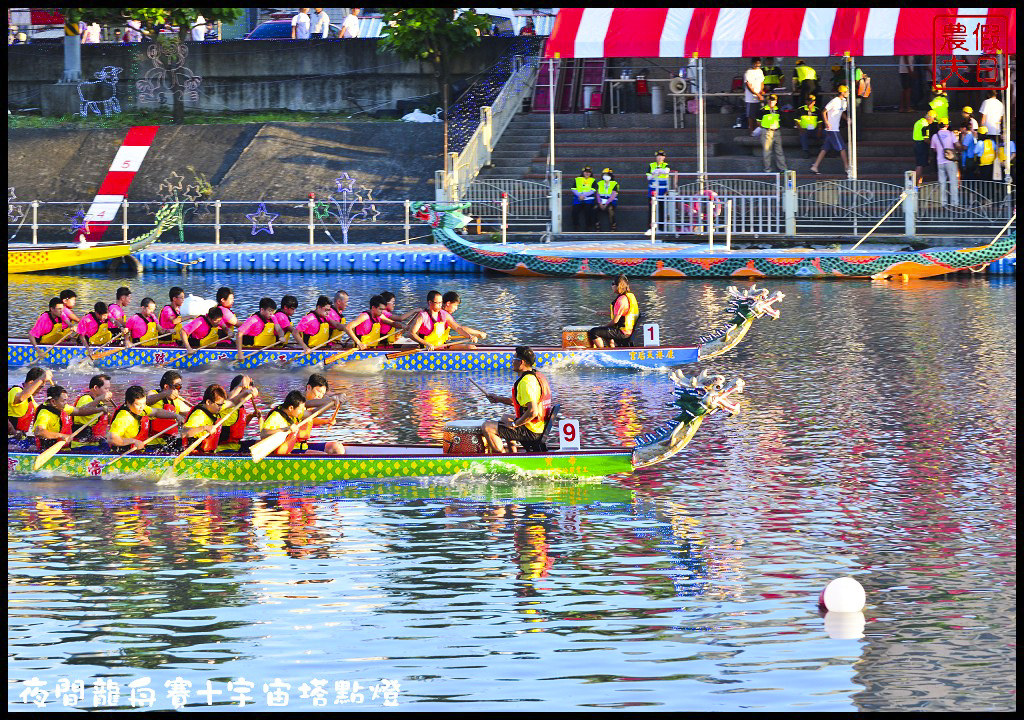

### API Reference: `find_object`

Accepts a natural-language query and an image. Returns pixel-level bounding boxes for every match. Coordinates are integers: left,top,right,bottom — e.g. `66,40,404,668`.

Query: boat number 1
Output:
643,323,660,347
559,419,580,451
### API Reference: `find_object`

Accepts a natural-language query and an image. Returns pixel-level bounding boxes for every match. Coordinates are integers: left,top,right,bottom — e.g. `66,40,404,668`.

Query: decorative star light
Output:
158,171,186,201
246,202,279,235
312,200,332,224
8,187,26,224
68,205,89,235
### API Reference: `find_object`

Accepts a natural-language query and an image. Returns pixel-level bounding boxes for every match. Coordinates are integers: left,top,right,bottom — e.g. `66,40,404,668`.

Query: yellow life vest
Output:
300,311,331,347
795,64,816,83
82,312,113,345
353,312,384,347
760,107,781,130
130,312,160,346
979,139,995,165
36,312,67,344
610,292,640,335
188,316,222,348
420,310,448,346
242,312,278,347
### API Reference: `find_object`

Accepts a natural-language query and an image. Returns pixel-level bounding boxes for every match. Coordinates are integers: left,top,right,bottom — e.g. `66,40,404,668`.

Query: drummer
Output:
8,366,52,440
587,274,640,348
107,385,185,453
28,298,72,348
480,345,553,454
407,290,486,350
440,291,486,350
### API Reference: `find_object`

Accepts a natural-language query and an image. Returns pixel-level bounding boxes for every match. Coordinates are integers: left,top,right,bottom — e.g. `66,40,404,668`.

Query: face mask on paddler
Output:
603,174,611,181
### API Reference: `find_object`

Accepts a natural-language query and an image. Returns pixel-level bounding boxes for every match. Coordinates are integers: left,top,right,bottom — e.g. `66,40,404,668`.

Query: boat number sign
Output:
559,419,580,451
643,323,660,347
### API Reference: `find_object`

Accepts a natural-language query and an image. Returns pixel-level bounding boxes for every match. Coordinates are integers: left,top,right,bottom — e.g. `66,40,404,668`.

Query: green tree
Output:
61,8,243,123
378,8,491,160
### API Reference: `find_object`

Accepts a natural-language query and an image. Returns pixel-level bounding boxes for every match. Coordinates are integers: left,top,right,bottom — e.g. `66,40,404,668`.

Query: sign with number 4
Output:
558,419,580,451
643,323,660,347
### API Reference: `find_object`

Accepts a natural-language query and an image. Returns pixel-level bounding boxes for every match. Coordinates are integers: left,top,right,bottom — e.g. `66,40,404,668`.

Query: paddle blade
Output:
32,440,67,471
250,430,290,462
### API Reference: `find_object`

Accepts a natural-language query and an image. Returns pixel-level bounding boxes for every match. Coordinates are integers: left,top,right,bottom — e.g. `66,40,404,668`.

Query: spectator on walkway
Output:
570,166,597,232
341,8,361,38
979,89,1004,137
796,94,821,158
82,22,101,43
519,18,536,36
970,128,998,181
759,94,788,173
312,8,330,39
744,58,765,132
829,64,844,92
930,119,959,207
762,57,783,93
960,106,978,132
594,168,619,231
912,111,936,184
645,151,671,235
929,86,949,125
291,8,311,40
810,86,850,177
959,122,978,180
792,59,818,108
898,55,914,112
122,18,142,43
190,15,207,42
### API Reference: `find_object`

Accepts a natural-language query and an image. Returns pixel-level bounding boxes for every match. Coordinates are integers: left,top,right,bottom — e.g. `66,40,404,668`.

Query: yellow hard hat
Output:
602,167,613,174
838,85,849,93
795,59,804,65
963,106,974,114
832,64,841,72
978,127,988,134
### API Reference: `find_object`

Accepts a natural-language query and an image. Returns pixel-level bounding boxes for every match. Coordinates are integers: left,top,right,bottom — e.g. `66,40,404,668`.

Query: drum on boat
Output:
561,326,591,349
442,420,486,455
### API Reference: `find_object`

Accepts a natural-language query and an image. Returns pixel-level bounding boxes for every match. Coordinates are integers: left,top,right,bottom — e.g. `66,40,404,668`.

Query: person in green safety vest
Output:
795,94,821,157
570,166,597,232
645,150,671,236
913,110,936,184
929,86,949,125
762,57,783,93
758,93,788,173
594,168,620,232
792,59,819,108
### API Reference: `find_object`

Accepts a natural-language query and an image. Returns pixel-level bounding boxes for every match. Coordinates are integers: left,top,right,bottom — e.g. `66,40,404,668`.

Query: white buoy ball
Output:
181,294,213,316
818,577,866,612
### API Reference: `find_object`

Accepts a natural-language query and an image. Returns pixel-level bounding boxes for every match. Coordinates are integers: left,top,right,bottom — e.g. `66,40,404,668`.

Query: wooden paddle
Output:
236,338,286,365
283,334,341,367
102,424,179,469
36,328,76,360
31,413,103,471
322,328,402,366
164,330,230,369
250,403,332,463
86,328,130,361
469,378,492,401
93,331,176,362
171,406,239,470
384,335,468,360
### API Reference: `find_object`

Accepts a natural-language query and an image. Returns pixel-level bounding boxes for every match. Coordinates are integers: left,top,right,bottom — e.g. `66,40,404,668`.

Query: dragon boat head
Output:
631,369,745,469
411,201,473,231
727,284,785,319
697,285,784,353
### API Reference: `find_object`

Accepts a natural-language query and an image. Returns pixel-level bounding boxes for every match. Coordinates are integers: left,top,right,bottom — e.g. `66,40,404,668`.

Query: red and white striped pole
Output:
81,125,159,243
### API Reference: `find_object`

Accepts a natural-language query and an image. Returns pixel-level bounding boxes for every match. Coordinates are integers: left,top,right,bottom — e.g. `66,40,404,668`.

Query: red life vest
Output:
149,394,190,438
9,385,39,434
33,403,72,451
110,404,150,443
226,405,251,442
511,370,552,425
185,405,221,454
73,393,110,439
266,408,298,455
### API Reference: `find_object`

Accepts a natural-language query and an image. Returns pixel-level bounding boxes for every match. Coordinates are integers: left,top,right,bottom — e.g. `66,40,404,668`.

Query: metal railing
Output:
658,173,782,236
436,54,541,203
794,178,906,235
915,179,1016,228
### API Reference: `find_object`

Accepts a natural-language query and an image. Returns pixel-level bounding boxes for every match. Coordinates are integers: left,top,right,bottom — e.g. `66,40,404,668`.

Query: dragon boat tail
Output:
8,370,744,482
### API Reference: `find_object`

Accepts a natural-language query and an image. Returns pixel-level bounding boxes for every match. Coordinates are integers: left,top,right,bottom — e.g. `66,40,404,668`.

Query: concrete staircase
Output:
477,111,924,233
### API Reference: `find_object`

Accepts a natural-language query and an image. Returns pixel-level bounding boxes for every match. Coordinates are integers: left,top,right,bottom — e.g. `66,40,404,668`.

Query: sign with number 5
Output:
558,419,580,451
643,323,660,347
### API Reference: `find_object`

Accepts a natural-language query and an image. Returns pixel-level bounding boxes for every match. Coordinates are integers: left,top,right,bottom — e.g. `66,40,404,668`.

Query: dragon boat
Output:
8,286,783,371
8,203,181,275
8,369,744,482
414,202,1015,280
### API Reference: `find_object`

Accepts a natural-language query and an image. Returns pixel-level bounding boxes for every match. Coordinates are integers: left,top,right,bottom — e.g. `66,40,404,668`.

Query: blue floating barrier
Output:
246,253,258,270
295,252,310,270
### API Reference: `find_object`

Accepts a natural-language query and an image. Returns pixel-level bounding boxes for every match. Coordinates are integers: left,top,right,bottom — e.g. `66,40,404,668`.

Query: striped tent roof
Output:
545,8,1016,58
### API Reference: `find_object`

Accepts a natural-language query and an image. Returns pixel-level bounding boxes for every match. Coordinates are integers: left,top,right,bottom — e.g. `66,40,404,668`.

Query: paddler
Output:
407,290,484,350
124,297,161,347
259,379,343,456
158,286,186,342
218,374,263,453
344,295,390,350
274,295,303,348
70,373,114,449
107,385,185,453
587,274,640,348
235,297,288,360
326,290,349,344
215,287,239,331
293,373,343,455
181,306,231,349
76,302,115,350
145,370,192,448
28,297,71,348
59,289,81,326
8,366,52,440
439,291,486,350
181,382,257,454
294,295,336,352
107,287,132,330
32,384,109,451
480,345,553,454
379,291,418,329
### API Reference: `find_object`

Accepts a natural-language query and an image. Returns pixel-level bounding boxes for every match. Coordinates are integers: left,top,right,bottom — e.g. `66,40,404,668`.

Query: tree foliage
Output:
378,8,490,91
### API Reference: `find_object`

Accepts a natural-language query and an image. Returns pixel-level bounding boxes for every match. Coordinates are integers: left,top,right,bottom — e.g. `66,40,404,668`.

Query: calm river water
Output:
8,271,1016,712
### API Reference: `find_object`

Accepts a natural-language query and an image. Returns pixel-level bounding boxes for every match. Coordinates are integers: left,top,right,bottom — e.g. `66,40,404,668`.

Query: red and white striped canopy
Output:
545,8,1016,58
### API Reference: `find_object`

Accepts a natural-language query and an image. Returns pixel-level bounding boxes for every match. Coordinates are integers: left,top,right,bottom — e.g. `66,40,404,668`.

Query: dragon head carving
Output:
698,284,785,346
412,201,472,231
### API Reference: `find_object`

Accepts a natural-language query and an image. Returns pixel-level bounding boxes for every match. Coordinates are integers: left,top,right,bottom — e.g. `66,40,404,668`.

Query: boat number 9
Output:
559,419,580,451
643,323,660,347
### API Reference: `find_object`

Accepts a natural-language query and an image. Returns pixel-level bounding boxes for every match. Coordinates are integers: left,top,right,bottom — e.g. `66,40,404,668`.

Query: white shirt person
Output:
291,8,311,40
312,8,330,39
341,8,361,38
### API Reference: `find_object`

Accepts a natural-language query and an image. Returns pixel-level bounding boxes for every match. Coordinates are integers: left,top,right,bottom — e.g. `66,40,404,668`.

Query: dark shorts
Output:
495,422,542,448
588,325,630,344
899,72,912,90
914,140,930,166
746,101,760,119
823,131,845,152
